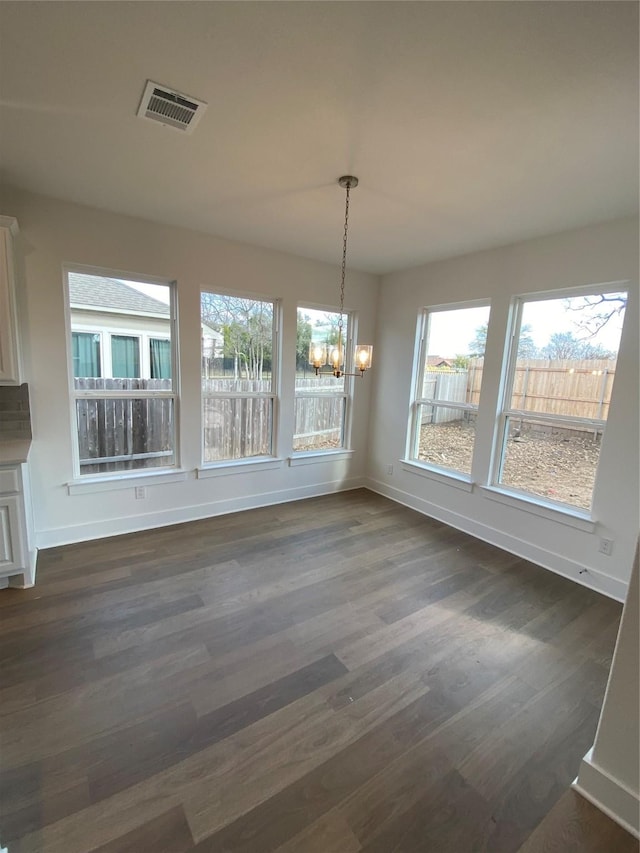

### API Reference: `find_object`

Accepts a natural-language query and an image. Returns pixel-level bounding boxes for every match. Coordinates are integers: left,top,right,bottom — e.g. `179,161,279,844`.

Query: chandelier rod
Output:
308,175,372,379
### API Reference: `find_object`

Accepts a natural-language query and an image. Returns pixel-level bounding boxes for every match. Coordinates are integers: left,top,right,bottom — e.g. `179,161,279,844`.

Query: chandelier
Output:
308,176,373,378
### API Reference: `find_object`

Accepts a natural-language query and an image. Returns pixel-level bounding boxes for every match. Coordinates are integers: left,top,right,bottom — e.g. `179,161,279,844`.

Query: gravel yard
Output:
418,420,600,510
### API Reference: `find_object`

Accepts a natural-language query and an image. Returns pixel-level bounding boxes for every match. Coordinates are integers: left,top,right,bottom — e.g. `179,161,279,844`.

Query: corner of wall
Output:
573,749,640,839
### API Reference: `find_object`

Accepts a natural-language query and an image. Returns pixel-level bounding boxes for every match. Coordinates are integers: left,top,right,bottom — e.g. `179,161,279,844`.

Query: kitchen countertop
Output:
0,438,32,464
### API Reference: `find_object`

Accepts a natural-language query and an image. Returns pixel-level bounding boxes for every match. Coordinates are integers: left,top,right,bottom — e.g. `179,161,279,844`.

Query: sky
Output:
427,293,627,357
125,279,170,305
427,305,489,357
124,280,627,357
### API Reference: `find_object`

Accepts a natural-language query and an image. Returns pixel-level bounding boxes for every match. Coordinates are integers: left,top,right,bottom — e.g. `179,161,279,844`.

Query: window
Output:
408,303,491,476
72,332,101,378
150,338,171,379
494,289,627,511
201,292,277,463
111,335,140,378
294,306,351,452
67,271,176,476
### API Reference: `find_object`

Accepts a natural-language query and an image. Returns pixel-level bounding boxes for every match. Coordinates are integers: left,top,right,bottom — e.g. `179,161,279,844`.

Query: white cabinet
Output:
0,493,26,573
0,461,35,587
0,216,22,385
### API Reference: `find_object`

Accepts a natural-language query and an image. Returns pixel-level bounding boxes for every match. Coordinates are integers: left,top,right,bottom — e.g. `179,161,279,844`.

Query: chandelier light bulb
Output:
355,345,373,372
309,342,327,368
330,344,343,369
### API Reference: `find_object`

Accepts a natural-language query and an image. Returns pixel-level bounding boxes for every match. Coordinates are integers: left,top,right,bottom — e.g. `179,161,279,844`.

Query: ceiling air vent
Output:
136,80,207,134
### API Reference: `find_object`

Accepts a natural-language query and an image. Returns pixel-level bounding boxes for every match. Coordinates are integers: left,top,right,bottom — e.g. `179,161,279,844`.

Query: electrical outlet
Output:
598,537,614,556
135,486,147,500
386,464,394,475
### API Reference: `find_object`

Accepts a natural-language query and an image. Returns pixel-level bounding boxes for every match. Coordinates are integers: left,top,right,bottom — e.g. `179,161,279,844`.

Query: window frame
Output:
490,284,628,514
64,265,179,480
406,299,491,478
110,332,142,379
293,303,356,455
149,335,172,380
71,330,103,378
200,288,280,466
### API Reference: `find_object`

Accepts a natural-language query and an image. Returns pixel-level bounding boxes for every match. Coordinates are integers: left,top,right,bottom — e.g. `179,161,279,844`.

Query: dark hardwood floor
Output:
516,789,638,853
0,489,635,853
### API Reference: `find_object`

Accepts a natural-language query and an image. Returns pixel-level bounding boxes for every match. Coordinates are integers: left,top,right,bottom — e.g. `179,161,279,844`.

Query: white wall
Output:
3,187,637,599
368,218,639,598
2,188,379,547
574,546,639,836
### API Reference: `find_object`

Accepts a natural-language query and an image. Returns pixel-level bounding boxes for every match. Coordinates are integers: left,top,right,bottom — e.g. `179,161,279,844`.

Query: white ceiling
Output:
0,2,637,274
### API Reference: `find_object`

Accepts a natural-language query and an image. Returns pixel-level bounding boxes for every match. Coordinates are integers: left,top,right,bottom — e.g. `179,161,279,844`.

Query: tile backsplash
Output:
0,383,31,438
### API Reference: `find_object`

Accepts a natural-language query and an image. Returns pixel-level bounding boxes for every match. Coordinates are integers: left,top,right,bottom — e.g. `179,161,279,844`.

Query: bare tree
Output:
201,294,273,380
469,323,538,358
541,331,615,360
565,293,628,338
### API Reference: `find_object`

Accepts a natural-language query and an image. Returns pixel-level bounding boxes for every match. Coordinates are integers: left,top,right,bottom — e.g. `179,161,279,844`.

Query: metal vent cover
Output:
136,80,207,134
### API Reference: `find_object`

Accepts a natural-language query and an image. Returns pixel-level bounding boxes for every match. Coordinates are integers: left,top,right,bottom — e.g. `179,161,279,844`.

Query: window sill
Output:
400,460,474,492
197,457,284,478
479,485,596,532
288,449,354,467
67,468,188,495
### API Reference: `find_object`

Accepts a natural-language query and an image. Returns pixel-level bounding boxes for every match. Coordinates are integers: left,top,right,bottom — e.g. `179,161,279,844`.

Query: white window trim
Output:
64,266,179,479
490,286,628,514
406,301,490,479
200,291,280,465
67,468,188,495
197,457,285,478
288,449,354,466
400,458,475,492
480,485,596,532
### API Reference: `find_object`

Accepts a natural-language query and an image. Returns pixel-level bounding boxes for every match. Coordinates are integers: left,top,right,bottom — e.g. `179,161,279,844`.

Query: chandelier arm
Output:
313,366,366,379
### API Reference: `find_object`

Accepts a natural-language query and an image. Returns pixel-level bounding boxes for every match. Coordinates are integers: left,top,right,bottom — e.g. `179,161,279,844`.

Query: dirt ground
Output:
418,421,600,510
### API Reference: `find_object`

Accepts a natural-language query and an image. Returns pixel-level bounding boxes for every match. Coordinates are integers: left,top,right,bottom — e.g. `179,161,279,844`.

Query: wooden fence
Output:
75,378,174,474
77,377,346,468
77,362,616,468
421,372,469,423
293,377,345,451
467,358,616,420
421,359,616,425
202,376,346,458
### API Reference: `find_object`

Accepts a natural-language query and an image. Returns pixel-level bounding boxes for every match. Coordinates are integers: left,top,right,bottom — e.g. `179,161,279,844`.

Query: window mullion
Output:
202,392,275,400
73,390,175,400
417,398,478,412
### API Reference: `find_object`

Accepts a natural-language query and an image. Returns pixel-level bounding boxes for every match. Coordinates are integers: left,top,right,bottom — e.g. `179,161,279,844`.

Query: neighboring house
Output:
69,273,222,379
426,356,454,368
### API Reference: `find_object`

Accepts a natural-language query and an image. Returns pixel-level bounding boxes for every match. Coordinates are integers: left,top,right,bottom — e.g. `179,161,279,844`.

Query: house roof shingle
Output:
69,273,170,316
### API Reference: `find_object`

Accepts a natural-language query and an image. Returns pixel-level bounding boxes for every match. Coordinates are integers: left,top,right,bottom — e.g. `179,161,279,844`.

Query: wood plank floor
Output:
516,789,638,853
0,489,634,853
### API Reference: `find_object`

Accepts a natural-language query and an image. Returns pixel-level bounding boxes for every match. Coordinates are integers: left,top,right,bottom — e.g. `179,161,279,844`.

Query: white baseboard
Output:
35,477,366,548
573,749,640,838
32,477,630,602
366,477,628,601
